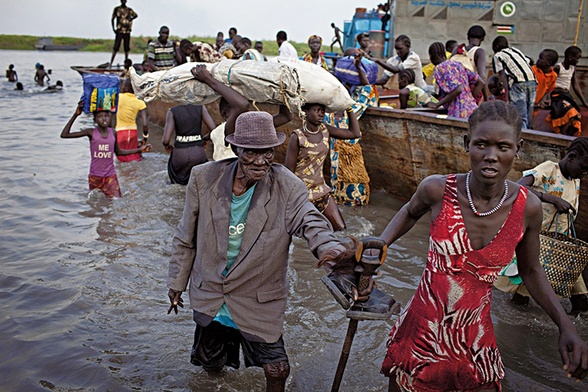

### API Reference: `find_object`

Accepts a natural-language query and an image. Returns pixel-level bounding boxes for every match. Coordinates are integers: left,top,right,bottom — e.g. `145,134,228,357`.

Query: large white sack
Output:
272,59,355,112
130,60,301,109
129,62,219,104
130,59,354,113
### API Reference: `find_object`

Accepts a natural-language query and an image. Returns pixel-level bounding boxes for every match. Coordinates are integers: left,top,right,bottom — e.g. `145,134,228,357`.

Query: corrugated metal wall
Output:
393,0,586,65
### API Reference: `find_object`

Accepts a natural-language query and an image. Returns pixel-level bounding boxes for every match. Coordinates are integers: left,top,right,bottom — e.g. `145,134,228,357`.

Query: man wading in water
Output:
168,102,357,391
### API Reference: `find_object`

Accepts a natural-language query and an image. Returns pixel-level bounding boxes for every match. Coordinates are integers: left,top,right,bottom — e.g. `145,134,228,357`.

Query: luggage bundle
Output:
81,74,120,114
129,59,354,113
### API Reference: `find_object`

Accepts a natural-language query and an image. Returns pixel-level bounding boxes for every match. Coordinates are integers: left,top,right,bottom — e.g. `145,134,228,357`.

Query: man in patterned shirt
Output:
109,0,138,67
147,26,178,71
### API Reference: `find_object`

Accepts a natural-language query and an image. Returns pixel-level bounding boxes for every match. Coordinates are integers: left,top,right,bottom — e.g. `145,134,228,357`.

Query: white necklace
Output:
303,122,322,135
465,171,508,217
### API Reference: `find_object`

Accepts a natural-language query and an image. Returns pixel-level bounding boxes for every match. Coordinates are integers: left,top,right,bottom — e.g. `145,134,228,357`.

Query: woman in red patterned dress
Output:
377,100,588,391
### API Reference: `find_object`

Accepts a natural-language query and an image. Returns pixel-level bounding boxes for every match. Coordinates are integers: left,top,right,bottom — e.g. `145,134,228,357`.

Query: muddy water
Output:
0,50,586,391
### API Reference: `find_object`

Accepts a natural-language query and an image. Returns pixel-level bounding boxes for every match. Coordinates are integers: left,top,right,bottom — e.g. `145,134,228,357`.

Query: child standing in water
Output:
547,46,588,136
285,104,360,231
5,64,17,82
61,101,152,198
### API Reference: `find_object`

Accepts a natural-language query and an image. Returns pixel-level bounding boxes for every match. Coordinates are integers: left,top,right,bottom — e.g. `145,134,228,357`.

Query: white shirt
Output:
278,41,298,60
382,51,427,90
210,122,236,161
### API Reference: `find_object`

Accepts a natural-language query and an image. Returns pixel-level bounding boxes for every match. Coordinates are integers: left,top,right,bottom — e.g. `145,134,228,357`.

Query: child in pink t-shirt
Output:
61,101,151,197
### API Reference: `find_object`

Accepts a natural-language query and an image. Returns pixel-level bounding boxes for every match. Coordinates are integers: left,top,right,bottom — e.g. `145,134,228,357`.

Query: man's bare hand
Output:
167,289,184,314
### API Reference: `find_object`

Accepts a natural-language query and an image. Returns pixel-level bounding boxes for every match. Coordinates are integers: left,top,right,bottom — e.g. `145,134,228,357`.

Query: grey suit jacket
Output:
168,159,343,343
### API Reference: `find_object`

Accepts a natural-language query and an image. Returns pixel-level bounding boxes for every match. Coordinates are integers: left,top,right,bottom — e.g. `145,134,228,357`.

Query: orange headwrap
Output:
308,35,323,45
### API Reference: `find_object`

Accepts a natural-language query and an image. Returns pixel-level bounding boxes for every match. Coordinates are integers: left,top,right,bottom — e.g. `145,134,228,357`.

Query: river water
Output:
0,50,586,391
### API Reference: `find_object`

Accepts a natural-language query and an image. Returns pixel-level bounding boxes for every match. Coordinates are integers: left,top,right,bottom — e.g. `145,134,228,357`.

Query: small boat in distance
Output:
36,37,82,51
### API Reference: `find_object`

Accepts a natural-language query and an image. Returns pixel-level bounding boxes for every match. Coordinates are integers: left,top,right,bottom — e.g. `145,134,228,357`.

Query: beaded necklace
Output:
465,171,508,217
303,122,324,135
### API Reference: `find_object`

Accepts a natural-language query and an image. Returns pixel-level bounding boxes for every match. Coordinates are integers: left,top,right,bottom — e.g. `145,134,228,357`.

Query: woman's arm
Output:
375,58,400,74
434,84,463,109
471,77,485,99
61,101,93,139
516,194,588,380
571,72,588,108
191,65,249,138
355,54,370,86
284,133,300,172
499,70,510,104
379,175,444,245
326,110,361,139
201,106,216,139
139,109,149,146
473,48,489,100
273,105,293,128
162,109,175,153
399,88,410,109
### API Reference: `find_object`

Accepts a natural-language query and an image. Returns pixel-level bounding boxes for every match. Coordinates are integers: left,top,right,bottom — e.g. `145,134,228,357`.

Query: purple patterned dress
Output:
434,60,479,119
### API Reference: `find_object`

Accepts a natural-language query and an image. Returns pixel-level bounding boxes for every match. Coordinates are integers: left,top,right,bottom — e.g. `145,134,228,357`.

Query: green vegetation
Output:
0,34,330,56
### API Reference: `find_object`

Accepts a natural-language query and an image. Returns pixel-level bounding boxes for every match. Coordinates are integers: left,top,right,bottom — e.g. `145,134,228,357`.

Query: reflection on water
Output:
0,50,586,391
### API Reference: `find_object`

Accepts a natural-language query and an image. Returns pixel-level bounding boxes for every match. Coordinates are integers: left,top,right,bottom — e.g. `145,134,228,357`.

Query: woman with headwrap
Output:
302,35,329,71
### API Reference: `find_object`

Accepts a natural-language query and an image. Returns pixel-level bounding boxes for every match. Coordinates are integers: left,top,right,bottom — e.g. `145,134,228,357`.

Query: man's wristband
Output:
539,192,544,201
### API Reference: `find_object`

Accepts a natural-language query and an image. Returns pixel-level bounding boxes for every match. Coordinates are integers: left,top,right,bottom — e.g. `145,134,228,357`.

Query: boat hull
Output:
144,100,588,240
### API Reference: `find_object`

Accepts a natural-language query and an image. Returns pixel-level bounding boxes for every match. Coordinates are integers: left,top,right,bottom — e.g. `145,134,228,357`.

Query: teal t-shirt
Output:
213,184,256,329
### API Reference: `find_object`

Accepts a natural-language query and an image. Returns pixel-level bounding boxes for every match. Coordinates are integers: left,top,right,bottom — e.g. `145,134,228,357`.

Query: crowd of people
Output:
54,2,588,391
5,63,63,91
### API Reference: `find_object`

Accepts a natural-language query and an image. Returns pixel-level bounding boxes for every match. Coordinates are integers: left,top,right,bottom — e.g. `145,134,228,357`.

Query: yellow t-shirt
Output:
115,92,146,130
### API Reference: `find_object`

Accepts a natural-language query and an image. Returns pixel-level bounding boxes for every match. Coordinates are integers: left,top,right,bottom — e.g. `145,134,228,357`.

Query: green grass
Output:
0,34,330,56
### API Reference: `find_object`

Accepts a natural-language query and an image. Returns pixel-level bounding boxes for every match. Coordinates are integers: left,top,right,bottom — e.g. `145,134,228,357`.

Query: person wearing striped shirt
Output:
147,26,178,71
492,36,537,128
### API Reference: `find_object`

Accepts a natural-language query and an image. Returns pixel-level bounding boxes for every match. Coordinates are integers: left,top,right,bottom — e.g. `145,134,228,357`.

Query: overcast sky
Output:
1,0,372,44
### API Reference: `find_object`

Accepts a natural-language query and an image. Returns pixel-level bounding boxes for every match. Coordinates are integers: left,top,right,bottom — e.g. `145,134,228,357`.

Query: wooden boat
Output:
70,65,125,76
143,98,588,240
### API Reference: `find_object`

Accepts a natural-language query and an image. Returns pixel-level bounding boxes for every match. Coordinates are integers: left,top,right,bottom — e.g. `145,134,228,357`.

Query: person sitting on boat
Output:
495,137,588,314
254,41,267,61
237,38,264,62
285,103,360,231
147,26,178,71
428,41,484,119
398,69,437,109
373,35,428,91
6,64,17,82
34,63,49,87
547,45,588,137
302,35,328,70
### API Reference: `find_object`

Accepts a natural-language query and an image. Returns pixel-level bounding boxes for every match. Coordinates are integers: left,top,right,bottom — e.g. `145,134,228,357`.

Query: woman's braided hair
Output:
566,137,588,157
468,101,523,137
